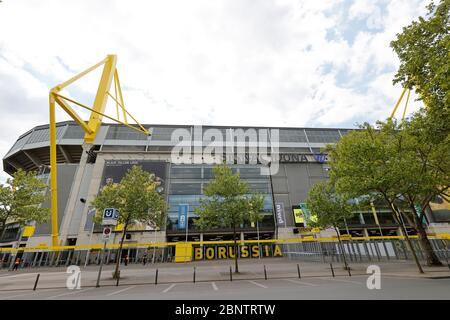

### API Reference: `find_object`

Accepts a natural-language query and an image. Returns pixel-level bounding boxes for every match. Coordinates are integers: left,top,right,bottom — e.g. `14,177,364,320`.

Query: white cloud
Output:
0,0,429,181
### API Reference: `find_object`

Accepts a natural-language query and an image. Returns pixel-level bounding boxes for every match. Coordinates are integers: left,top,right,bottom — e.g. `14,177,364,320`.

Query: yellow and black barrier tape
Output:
0,234,448,253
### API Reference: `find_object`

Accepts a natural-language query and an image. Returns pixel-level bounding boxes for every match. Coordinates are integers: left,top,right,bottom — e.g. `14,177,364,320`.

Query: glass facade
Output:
166,164,275,233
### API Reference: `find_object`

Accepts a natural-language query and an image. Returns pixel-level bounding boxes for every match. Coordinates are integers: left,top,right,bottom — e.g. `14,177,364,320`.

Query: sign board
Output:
102,226,112,240
313,153,326,163
275,203,286,226
178,204,189,230
102,208,119,226
292,206,305,227
175,242,192,263
22,226,35,237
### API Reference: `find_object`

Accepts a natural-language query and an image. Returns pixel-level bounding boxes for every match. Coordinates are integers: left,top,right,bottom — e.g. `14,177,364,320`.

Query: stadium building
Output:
1,121,449,250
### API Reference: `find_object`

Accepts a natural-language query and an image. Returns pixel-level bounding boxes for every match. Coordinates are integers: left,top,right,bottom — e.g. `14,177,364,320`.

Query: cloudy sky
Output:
0,0,429,180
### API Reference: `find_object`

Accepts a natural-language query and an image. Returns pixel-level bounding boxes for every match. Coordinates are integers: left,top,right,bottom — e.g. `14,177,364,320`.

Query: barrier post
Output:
33,274,40,291
330,263,335,277
193,267,196,283
297,264,301,279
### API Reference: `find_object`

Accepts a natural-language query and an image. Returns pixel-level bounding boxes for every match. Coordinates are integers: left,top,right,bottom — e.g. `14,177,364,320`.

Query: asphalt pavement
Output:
0,258,449,300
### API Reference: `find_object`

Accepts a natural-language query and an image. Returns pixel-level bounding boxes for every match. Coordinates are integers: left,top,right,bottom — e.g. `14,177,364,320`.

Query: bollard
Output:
33,274,40,291
155,268,158,285
116,273,120,287
297,264,301,279
193,267,196,283
264,265,267,280
229,266,233,282
347,266,352,277
330,263,335,277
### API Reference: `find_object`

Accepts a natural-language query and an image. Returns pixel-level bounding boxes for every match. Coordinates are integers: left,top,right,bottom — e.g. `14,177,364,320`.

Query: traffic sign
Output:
102,208,119,226
102,226,112,240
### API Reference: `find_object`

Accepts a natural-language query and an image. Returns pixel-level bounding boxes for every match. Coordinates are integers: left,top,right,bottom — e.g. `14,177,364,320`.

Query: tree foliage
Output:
91,165,167,278
0,169,49,236
91,165,167,228
306,181,355,231
195,164,264,272
306,180,355,269
326,119,447,266
391,0,450,117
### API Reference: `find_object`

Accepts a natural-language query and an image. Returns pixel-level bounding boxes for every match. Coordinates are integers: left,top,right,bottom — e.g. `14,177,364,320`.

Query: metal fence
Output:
283,238,450,264
0,246,175,270
1,238,449,270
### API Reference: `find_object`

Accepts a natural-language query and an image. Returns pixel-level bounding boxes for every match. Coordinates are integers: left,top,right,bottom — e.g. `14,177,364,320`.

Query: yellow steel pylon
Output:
48,55,149,247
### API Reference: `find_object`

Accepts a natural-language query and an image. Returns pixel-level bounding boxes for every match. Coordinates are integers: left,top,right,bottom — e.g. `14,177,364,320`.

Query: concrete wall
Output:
33,164,78,236
272,163,329,238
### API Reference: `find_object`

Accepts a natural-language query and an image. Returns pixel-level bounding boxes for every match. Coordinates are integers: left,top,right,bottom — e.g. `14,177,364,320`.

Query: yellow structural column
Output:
49,92,59,247
84,55,117,144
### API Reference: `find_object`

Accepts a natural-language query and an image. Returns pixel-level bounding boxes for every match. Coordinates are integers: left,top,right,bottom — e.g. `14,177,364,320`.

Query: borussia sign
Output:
193,244,283,260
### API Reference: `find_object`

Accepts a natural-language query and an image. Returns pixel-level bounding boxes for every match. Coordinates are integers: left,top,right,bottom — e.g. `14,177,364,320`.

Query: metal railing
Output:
283,238,450,264
1,237,449,270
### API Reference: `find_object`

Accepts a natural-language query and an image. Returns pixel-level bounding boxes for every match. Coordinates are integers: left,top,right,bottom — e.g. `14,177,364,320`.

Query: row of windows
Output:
169,181,271,195
9,125,352,155
166,214,276,231
170,165,268,180
167,195,274,215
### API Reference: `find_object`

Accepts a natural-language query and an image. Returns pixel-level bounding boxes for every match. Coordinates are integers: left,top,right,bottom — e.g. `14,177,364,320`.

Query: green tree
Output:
0,169,49,237
391,0,450,117
306,181,355,270
387,0,450,266
326,120,448,271
91,165,167,279
195,164,264,273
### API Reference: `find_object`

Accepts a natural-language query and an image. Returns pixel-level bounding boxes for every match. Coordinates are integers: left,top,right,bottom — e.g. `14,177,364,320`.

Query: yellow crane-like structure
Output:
49,55,149,247
390,87,412,121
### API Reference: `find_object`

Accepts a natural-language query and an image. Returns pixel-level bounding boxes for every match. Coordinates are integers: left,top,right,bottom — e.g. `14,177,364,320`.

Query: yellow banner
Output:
22,226,35,237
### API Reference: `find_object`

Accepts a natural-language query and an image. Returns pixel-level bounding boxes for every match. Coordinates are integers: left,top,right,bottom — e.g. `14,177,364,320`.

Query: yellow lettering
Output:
264,245,269,257
228,246,235,258
251,245,260,258
273,245,282,257
206,247,215,260
218,247,227,259
241,245,249,258
194,247,203,260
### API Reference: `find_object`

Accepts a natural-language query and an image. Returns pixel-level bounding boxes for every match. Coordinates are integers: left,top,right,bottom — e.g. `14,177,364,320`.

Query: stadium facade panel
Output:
1,121,448,248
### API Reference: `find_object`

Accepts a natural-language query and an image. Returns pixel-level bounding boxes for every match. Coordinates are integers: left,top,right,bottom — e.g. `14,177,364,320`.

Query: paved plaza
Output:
0,258,449,300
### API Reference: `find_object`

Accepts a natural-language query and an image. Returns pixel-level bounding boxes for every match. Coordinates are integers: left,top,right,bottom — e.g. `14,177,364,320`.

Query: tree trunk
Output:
334,226,349,270
388,202,424,274
233,224,239,273
408,206,442,266
113,219,130,280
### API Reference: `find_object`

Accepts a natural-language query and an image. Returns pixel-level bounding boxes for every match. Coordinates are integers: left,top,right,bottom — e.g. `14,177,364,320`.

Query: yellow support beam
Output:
49,94,59,247
390,87,407,119
48,55,149,247
84,55,117,144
